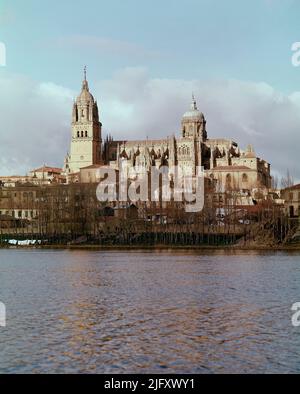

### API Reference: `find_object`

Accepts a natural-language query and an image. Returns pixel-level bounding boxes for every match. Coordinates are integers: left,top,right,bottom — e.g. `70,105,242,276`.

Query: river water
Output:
0,249,299,374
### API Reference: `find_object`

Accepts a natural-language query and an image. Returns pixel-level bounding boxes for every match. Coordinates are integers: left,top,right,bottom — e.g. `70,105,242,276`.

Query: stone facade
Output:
103,98,272,192
67,76,272,193
281,184,300,217
0,186,39,220
64,70,102,176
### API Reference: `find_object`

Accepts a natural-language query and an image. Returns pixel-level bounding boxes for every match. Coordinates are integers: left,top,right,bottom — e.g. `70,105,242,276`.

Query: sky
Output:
0,0,300,181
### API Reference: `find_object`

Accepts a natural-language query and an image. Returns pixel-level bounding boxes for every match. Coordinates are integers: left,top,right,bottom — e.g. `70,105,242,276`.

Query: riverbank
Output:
1,243,300,251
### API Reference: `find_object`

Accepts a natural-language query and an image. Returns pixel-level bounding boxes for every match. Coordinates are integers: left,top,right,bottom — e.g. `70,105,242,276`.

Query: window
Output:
77,131,80,138
85,131,88,137
226,174,232,188
242,174,248,183
81,131,84,138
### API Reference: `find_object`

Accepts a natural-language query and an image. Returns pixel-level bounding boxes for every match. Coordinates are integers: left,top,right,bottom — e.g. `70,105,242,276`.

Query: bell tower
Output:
65,67,102,175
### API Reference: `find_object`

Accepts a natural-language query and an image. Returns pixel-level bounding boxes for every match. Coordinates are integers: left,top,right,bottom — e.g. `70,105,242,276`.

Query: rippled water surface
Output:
0,249,300,373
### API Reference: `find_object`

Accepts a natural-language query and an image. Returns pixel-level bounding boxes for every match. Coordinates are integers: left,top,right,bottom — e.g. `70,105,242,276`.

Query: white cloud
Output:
0,72,74,175
0,68,300,182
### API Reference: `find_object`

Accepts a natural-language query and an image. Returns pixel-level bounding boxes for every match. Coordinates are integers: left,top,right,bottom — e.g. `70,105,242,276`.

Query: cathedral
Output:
64,72,272,192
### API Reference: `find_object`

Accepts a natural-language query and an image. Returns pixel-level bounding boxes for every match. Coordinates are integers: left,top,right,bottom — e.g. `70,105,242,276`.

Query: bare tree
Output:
281,169,294,189
272,175,279,190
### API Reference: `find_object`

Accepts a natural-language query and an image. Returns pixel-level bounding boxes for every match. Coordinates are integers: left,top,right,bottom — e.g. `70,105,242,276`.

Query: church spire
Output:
191,94,197,110
82,65,89,91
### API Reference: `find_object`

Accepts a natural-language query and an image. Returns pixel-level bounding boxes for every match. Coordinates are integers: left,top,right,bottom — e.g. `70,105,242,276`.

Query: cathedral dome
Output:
76,68,95,103
183,96,204,121
77,80,95,103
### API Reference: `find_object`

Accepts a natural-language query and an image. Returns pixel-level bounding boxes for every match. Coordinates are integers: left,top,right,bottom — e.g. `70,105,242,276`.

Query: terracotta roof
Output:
211,165,253,171
32,166,62,173
283,184,300,191
80,164,103,170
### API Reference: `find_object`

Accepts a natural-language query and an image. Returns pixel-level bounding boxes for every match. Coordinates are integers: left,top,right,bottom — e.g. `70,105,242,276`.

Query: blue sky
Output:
1,0,300,91
0,0,300,180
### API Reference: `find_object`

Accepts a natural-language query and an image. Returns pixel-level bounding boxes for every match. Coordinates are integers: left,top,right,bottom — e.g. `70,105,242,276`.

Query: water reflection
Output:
0,249,299,373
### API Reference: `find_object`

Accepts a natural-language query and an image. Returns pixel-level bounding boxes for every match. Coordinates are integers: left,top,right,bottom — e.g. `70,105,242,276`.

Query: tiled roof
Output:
211,165,253,171
283,184,300,191
32,166,62,173
80,164,103,170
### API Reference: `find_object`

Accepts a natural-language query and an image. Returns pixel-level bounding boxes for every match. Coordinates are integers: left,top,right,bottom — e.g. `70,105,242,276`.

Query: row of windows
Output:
0,210,35,218
288,192,300,201
0,192,35,200
209,174,249,183
227,174,249,183
77,131,88,138
178,147,191,156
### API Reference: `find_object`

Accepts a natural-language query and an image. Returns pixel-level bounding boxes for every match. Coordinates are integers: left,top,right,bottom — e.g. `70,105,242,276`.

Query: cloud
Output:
0,72,74,175
0,68,300,182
